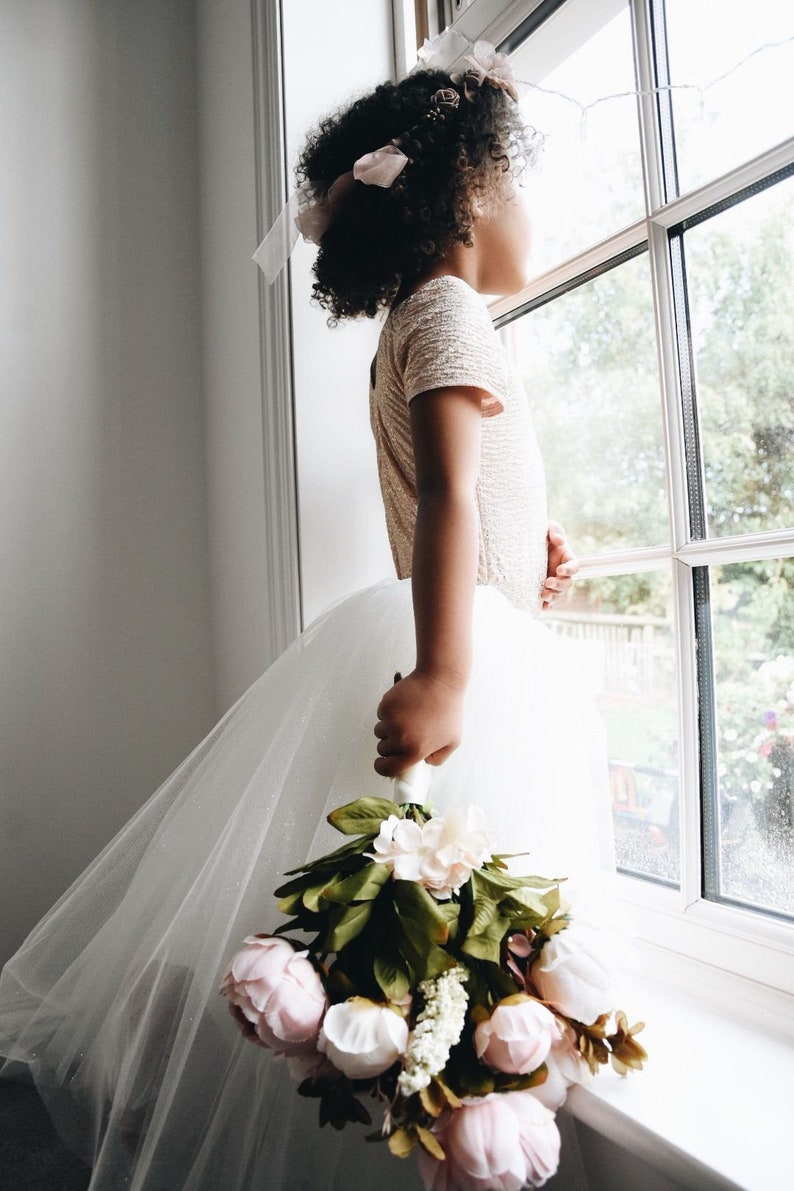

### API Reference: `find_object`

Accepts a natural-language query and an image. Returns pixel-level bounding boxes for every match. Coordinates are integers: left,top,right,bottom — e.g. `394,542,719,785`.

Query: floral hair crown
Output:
252,40,519,284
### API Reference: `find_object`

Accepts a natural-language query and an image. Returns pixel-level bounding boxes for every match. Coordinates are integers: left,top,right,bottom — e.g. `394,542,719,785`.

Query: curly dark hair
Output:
296,69,541,322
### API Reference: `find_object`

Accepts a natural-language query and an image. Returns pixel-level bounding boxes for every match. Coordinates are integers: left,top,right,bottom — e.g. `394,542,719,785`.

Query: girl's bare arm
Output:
374,385,484,777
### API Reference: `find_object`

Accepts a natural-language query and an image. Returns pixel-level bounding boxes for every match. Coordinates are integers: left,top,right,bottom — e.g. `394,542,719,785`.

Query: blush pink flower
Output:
529,1022,591,1111
219,935,327,1054
473,994,557,1076
532,923,615,1025
418,1092,560,1191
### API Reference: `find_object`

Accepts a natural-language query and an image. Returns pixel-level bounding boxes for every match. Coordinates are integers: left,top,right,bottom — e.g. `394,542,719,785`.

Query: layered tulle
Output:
0,577,613,1190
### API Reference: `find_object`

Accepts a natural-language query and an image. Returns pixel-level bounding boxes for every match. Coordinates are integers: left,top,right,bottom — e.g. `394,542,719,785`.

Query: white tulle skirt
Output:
0,577,615,1190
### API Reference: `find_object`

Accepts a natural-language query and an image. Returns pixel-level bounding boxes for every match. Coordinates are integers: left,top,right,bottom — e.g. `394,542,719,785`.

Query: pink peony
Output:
474,994,557,1076
418,1092,560,1191
219,935,327,1054
531,922,615,1025
529,1022,591,1111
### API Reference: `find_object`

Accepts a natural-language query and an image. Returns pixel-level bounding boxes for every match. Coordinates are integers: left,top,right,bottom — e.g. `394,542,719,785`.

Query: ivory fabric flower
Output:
368,815,425,881
532,922,615,1024
219,935,327,1054
419,806,493,898
318,997,408,1080
473,994,557,1076
418,1091,560,1191
367,806,493,900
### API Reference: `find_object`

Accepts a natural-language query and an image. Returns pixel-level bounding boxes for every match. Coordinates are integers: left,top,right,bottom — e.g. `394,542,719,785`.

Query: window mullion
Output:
672,557,704,909
630,0,667,216
489,219,647,323
676,531,794,568
635,0,706,913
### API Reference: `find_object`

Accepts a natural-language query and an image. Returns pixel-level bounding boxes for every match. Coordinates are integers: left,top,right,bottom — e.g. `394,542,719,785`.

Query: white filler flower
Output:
398,966,469,1096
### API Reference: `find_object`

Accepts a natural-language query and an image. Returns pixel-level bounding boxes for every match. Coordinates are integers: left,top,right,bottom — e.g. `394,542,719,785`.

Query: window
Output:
413,0,794,988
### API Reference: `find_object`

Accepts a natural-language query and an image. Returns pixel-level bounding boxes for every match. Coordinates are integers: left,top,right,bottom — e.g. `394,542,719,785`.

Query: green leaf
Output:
275,875,333,916
461,915,513,964
395,914,452,981
282,834,376,877
320,861,391,906
499,889,553,923
392,880,450,944
468,893,499,938
327,797,401,836
437,901,461,939
322,901,373,953
373,953,411,1003
477,867,562,894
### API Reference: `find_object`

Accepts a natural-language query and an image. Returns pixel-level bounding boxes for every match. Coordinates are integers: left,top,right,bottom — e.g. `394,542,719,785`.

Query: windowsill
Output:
565,941,794,1191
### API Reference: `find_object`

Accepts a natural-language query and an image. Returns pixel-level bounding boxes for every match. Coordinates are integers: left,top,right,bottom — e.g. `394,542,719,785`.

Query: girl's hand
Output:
373,670,465,777
542,519,579,611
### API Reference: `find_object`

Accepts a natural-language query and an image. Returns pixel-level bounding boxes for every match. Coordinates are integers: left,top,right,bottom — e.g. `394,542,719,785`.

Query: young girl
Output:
0,47,614,1190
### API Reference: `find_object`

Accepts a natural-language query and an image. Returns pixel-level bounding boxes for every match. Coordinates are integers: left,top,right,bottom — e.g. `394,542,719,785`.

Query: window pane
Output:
665,0,794,195
511,0,643,274
685,178,794,537
504,253,667,555
710,560,794,918
550,569,679,884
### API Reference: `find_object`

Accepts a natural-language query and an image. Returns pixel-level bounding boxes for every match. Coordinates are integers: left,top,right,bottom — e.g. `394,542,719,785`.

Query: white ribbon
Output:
252,144,409,283
392,760,432,805
352,143,409,187
251,187,304,285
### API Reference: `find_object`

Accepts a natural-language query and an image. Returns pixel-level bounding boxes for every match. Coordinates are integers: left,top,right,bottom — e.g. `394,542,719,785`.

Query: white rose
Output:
318,997,408,1080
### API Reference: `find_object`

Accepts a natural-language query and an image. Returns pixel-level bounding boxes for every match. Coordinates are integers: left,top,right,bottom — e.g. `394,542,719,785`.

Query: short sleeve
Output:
397,279,508,417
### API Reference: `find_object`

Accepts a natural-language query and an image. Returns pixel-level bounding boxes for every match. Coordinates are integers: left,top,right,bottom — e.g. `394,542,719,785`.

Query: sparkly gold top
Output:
369,275,548,614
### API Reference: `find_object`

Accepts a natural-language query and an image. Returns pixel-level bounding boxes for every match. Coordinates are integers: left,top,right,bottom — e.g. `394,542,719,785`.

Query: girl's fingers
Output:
374,753,417,777
376,739,404,758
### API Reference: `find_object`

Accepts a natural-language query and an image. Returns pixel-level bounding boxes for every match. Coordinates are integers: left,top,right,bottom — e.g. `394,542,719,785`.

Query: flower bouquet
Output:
220,767,646,1190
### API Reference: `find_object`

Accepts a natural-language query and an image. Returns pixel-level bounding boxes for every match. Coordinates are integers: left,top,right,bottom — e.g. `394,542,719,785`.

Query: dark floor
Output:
0,1079,91,1191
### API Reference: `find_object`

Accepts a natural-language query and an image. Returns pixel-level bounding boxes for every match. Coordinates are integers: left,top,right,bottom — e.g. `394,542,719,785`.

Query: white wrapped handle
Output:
392,760,432,805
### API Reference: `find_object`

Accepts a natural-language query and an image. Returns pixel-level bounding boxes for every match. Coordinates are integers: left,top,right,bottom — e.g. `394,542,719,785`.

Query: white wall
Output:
0,0,215,964
196,0,276,713
282,0,396,627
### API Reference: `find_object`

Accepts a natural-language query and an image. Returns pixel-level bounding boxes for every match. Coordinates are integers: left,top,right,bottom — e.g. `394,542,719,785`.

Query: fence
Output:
549,611,674,702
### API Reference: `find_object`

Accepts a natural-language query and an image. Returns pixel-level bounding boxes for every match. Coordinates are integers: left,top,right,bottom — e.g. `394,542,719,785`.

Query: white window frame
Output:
405,0,794,1018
